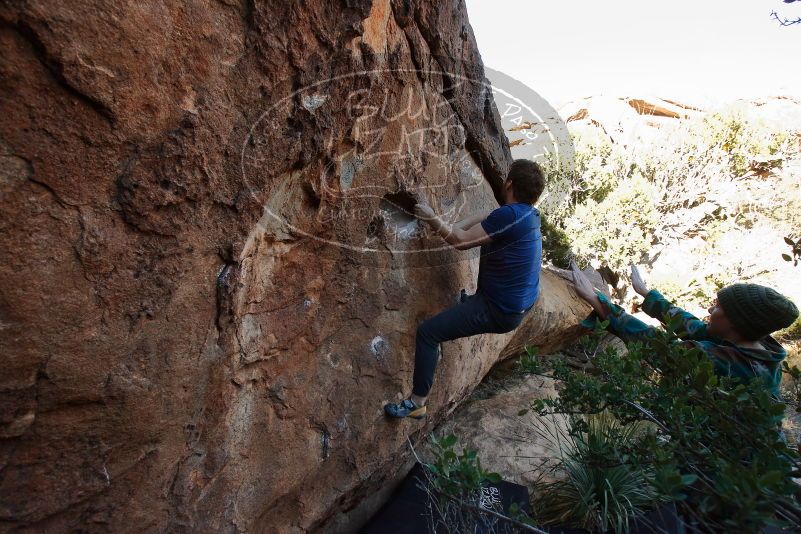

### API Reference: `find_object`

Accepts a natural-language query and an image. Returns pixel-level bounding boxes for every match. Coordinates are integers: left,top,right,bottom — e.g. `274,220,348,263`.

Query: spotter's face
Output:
706,299,736,339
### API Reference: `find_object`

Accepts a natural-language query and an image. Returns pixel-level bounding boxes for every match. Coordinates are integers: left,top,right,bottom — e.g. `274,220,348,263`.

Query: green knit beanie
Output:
717,283,799,341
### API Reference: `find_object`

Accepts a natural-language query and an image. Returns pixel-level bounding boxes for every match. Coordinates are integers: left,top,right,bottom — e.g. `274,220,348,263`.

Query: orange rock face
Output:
0,1,587,531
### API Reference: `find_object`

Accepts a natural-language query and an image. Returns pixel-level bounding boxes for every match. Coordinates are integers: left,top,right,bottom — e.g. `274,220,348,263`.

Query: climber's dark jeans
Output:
411,291,530,397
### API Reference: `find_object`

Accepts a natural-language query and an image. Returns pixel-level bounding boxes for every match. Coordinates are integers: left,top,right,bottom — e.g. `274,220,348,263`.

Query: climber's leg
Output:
385,295,492,419
384,292,527,419
411,292,505,400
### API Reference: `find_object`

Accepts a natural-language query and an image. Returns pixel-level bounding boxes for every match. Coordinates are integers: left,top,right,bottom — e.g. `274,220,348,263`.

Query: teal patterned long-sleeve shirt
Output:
581,290,788,397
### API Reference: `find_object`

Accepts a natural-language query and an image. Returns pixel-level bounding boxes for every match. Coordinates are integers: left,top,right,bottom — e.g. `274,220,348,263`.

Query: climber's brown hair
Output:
506,159,545,204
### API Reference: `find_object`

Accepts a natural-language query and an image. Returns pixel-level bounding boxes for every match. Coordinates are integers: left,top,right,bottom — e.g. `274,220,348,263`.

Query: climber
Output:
384,159,546,419
570,263,799,398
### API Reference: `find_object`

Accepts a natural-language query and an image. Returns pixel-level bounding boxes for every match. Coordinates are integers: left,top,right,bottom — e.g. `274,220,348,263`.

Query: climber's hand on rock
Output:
570,261,598,303
630,264,650,297
414,201,435,221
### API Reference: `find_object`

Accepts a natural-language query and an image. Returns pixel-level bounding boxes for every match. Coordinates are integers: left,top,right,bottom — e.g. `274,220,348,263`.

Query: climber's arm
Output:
451,223,493,250
414,203,493,250
454,210,492,231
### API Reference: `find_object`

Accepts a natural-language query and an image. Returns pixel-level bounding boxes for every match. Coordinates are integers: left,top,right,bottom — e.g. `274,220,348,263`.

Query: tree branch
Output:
770,10,801,26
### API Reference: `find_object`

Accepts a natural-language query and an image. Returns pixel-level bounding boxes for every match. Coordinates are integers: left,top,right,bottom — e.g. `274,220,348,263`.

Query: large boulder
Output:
0,1,587,531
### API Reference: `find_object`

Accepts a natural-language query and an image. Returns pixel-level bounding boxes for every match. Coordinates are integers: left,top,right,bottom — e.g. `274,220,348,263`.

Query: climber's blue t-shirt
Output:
477,203,542,314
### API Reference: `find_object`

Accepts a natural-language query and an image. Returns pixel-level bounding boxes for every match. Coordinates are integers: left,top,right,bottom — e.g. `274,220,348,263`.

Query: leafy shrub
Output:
538,107,798,276
426,433,501,498
421,434,526,534
539,130,629,230
563,174,658,270
779,316,801,343
519,321,801,531
541,217,573,269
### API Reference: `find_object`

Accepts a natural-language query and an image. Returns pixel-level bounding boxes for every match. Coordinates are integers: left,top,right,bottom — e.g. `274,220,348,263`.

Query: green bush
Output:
421,433,518,533
519,321,801,531
779,316,801,342
426,433,501,498
539,131,629,230
564,174,658,271
541,217,574,269
538,107,798,275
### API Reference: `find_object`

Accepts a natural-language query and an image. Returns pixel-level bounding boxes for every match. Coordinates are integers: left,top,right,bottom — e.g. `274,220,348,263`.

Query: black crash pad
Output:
360,462,531,534
361,463,690,534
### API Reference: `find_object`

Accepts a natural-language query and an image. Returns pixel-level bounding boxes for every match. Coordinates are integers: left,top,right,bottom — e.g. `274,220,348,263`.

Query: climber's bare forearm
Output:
425,213,460,247
423,213,492,250
454,210,491,231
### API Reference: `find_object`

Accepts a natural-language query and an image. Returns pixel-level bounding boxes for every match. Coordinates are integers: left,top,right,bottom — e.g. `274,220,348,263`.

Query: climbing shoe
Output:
384,398,427,419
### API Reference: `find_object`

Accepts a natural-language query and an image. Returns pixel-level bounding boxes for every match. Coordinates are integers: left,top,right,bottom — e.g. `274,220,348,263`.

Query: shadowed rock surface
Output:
0,1,587,531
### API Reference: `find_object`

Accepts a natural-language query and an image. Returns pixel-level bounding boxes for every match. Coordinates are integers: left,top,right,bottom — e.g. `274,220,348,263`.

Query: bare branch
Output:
770,10,801,26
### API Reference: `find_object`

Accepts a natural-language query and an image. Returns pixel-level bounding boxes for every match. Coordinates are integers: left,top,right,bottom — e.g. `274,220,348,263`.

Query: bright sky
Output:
465,0,801,107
